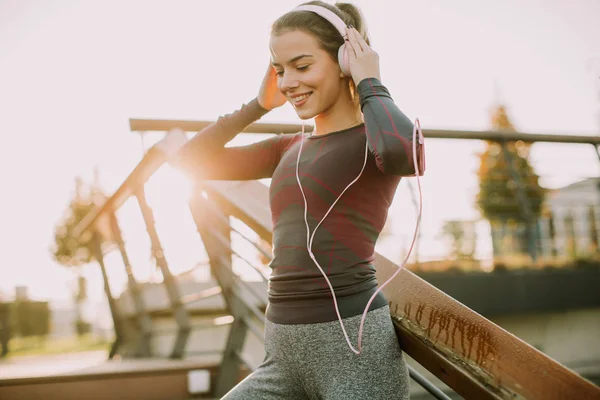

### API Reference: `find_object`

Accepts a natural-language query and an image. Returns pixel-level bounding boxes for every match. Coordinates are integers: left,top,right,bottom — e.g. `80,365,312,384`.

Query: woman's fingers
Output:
344,30,357,58
341,27,381,84
352,28,370,51
345,26,363,53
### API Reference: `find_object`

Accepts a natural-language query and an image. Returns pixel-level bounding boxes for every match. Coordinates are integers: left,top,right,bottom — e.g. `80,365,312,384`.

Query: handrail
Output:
129,118,600,144
420,128,600,144
75,122,600,242
130,119,314,134
73,147,168,240
203,179,600,400
74,120,321,241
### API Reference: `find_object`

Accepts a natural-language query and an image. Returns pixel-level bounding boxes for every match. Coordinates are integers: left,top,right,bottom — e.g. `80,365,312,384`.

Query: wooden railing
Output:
70,121,600,399
203,179,599,400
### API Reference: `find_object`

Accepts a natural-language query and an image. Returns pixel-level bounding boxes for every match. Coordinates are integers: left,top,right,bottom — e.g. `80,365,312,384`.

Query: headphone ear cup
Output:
338,43,351,77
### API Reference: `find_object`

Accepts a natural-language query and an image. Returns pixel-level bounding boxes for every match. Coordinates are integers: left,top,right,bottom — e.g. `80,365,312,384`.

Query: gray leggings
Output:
221,305,410,399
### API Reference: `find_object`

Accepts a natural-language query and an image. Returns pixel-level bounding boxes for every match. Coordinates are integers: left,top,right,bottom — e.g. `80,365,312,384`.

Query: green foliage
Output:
476,106,546,223
51,176,105,268
51,175,106,336
11,301,50,338
76,319,91,336
6,334,109,358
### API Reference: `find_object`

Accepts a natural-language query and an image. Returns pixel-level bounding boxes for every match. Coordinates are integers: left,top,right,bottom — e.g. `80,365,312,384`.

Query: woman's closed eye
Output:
275,65,310,77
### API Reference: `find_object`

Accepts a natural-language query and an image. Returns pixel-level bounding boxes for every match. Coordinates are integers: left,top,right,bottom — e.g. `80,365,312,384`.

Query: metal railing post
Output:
109,212,153,357
135,187,191,358
0,303,9,358
188,184,254,397
89,230,125,359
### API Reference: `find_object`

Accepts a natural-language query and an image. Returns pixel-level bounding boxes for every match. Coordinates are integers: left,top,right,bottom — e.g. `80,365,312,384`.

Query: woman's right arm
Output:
165,63,290,181
169,97,278,180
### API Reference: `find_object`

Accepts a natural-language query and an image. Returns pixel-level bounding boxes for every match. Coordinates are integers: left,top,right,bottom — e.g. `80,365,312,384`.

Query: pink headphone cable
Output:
296,119,424,355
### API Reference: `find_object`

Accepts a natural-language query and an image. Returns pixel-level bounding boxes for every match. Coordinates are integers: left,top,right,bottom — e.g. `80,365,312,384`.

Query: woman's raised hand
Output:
258,62,287,111
344,26,381,85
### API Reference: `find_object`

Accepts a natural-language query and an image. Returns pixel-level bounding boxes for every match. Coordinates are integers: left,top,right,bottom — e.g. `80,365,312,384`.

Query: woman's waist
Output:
265,284,388,325
267,272,379,304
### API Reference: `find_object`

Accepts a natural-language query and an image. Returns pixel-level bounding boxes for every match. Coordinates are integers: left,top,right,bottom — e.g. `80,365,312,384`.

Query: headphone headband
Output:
293,5,348,39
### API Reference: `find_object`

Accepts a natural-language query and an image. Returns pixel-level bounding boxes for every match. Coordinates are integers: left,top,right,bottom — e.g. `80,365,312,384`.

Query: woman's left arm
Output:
358,77,416,175
345,26,417,176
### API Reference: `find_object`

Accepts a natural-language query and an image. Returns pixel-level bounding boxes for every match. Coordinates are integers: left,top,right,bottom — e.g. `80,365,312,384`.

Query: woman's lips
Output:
291,92,312,107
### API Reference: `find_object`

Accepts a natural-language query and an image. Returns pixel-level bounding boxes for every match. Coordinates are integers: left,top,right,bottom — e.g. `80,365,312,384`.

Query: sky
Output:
0,0,599,305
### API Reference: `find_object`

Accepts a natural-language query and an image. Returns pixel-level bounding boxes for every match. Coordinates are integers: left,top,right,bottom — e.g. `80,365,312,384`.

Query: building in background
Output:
539,177,600,259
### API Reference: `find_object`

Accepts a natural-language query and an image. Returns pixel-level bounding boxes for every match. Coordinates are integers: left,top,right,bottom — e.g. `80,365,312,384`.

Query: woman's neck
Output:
313,97,363,136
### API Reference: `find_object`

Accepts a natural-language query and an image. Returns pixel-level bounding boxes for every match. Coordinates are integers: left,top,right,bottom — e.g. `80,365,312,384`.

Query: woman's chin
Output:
294,108,317,120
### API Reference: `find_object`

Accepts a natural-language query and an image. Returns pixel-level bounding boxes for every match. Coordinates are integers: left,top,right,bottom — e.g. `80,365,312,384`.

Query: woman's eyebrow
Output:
272,54,314,67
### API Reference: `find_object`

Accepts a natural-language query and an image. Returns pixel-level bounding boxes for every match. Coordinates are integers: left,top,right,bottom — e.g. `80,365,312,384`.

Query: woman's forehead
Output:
269,30,321,62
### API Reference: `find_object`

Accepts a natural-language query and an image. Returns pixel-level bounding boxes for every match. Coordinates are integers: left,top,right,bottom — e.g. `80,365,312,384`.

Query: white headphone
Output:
292,5,425,356
293,5,352,76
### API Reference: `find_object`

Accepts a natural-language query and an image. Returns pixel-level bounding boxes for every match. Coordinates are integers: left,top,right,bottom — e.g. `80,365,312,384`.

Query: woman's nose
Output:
279,71,299,93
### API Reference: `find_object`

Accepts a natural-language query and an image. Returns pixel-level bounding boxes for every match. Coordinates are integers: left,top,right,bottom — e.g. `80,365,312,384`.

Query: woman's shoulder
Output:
277,131,305,153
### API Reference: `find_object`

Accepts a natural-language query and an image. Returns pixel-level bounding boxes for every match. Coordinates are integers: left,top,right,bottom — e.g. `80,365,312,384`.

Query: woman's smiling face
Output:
270,29,347,120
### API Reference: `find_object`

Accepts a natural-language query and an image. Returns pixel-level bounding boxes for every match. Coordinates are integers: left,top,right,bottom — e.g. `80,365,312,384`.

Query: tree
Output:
441,220,476,261
476,105,546,257
52,177,96,267
50,171,106,335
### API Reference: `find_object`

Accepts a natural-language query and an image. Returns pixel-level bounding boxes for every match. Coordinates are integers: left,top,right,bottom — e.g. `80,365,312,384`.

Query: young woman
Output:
161,1,420,398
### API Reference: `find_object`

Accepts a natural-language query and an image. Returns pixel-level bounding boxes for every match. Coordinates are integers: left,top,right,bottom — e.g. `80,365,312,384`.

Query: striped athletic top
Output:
174,78,417,324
